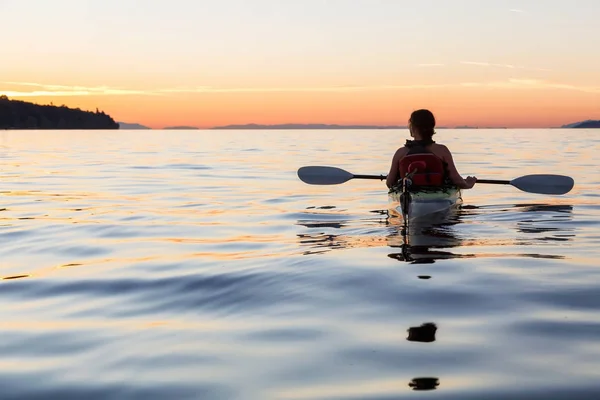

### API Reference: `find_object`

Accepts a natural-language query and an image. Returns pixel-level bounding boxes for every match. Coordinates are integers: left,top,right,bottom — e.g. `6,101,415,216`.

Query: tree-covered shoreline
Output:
0,96,119,129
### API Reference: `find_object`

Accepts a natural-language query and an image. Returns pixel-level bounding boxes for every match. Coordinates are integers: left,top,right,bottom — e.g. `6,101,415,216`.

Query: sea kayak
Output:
388,186,463,222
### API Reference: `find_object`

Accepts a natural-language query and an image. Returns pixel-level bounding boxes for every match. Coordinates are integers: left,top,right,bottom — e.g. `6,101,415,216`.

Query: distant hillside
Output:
0,95,118,129
573,120,599,128
573,120,600,128
211,123,406,130
164,126,199,130
561,121,582,128
561,120,600,128
118,122,151,129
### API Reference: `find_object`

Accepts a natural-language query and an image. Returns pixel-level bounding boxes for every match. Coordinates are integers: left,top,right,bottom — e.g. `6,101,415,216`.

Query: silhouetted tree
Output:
0,96,118,129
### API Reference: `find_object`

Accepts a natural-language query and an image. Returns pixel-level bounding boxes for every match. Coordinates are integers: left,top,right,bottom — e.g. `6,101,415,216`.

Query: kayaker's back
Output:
408,141,446,159
386,109,477,190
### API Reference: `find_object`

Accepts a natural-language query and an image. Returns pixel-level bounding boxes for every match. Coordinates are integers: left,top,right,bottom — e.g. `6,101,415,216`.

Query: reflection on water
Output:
514,205,575,241
407,323,438,343
294,197,588,395
1,129,599,399
297,203,575,266
406,322,439,390
409,377,440,391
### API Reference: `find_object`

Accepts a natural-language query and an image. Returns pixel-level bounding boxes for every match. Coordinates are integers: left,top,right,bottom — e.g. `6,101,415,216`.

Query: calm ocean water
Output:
1,129,599,400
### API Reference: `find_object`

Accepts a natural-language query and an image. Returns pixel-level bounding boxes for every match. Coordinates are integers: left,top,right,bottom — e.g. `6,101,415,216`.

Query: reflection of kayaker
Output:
386,109,477,190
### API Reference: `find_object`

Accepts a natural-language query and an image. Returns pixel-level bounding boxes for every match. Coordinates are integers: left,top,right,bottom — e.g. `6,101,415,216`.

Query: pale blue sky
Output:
2,0,598,82
1,0,598,127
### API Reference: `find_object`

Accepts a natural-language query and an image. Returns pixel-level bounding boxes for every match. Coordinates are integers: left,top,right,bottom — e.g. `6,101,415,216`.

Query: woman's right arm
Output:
440,145,477,189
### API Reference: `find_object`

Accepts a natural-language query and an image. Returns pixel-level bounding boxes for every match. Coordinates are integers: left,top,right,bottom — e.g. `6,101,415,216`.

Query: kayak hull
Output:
388,187,463,222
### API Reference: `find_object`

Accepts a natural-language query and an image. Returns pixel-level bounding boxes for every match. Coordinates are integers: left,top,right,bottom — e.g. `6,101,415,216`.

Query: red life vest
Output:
399,153,445,186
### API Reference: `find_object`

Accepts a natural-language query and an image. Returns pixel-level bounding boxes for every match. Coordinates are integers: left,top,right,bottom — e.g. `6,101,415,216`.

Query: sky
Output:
1,0,599,128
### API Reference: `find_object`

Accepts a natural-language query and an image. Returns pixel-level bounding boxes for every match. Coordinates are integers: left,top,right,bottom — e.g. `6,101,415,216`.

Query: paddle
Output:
297,166,574,195
476,175,574,195
297,166,385,185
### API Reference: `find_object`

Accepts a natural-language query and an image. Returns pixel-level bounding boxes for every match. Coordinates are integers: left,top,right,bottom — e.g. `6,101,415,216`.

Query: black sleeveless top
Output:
405,139,435,155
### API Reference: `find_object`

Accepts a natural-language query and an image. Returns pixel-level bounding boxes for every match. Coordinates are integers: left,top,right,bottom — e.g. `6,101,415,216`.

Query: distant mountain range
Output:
561,120,600,128
209,123,509,129
453,125,508,129
211,123,406,130
164,126,199,130
117,123,200,130
116,120,600,130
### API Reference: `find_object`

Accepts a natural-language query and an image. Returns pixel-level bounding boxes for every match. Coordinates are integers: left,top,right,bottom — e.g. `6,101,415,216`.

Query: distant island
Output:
0,96,118,129
209,123,513,130
118,122,151,129
561,120,600,129
454,125,508,129
164,126,199,130
211,123,406,130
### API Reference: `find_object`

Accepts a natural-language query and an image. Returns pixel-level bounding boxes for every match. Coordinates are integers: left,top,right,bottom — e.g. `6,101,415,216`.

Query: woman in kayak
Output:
386,109,477,190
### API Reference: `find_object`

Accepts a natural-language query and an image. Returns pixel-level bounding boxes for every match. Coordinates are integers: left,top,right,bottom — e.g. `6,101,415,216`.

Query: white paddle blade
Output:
510,174,574,195
297,166,354,185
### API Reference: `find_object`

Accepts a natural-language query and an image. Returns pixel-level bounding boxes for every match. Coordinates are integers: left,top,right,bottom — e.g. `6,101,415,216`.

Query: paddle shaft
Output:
476,179,511,185
351,176,513,185
343,175,552,189
354,176,512,184
353,174,386,180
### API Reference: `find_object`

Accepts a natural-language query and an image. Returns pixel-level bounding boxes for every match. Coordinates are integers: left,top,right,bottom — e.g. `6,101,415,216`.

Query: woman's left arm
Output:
386,148,407,188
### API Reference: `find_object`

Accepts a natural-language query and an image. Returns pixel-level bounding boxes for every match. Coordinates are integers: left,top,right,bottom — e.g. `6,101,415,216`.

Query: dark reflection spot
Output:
297,222,346,229
370,209,388,216
418,275,431,280
407,323,437,343
409,377,440,391
3,275,29,280
388,253,408,262
412,259,435,265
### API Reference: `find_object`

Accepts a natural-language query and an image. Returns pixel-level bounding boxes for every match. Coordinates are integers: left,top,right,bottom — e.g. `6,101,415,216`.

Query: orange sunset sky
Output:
1,0,599,128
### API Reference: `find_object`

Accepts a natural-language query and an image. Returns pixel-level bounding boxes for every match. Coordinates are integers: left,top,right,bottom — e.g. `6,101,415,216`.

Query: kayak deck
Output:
388,186,463,222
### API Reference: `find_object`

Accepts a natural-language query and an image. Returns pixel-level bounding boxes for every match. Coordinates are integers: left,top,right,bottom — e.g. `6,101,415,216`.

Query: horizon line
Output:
118,121,597,130
3,96,596,130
